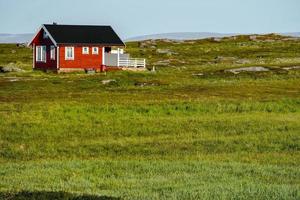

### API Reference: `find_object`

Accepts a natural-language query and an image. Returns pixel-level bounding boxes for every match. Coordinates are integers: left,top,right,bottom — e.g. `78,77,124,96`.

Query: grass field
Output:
0,35,300,199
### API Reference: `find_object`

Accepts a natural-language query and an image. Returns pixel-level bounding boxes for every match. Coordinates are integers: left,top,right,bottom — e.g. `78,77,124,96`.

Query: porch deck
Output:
104,52,146,68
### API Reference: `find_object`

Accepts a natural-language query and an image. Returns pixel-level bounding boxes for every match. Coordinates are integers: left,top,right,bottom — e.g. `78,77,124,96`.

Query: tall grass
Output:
0,36,300,199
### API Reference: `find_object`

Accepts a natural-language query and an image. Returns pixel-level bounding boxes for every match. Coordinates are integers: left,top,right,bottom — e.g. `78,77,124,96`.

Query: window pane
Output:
65,47,74,59
93,47,98,54
68,48,72,57
83,47,89,54
42,46,46,61
36,46,41,61
50,46,55,60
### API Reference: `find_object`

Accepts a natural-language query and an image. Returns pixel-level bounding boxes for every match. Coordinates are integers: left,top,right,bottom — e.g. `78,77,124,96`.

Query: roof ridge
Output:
44,24,112,27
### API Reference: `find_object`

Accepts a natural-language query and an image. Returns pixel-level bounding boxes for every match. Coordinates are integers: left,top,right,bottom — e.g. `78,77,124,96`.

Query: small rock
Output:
9,78,19,82
192,73,204,76
235,59,251,64
185,41,196,44
16,43,27,47
138,40,157,48
282,66,300,70
173,40,185,44
135,82,159,87
215,56,237,63
156,49,177,56
282,37,300,41
101,79,116,85
138,42,148,48
153,60,170,66
157,49,170,54
212,37,222,42
249,35,258,41
161,39,174,43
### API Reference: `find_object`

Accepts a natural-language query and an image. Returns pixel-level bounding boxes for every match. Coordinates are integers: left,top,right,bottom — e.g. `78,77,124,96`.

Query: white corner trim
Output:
57,46,60,69
32,44,35,69
102,47,105,65
117,48,120,67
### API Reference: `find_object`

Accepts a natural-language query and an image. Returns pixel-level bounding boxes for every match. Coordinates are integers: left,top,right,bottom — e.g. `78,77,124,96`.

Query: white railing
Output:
118,58,146,68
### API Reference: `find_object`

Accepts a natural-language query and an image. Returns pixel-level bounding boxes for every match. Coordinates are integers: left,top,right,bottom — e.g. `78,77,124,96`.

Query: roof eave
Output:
56,43,125,47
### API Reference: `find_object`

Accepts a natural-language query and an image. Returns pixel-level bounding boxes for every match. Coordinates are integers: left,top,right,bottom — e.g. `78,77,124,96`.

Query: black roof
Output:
44,24,125,46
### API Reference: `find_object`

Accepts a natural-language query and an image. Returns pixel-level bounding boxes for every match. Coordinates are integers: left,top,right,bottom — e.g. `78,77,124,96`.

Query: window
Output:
36,46,46,62
82,47,89,54
50,46,55,60
43,31,49,39
65,47,74,60
92,47,98,55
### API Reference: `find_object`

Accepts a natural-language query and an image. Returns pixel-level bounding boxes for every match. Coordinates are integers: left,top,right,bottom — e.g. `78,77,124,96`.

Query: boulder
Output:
138,40,157,48
138,42,148,48
225,66,270,74
156,49,177,55
0,64,24,73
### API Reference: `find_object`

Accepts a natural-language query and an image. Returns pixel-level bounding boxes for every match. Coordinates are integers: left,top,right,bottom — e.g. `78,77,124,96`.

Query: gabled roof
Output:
30,24,125,46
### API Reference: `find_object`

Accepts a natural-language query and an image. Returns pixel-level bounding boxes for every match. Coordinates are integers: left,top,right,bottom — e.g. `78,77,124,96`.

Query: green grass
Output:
0,35,300,199
0,44,32,70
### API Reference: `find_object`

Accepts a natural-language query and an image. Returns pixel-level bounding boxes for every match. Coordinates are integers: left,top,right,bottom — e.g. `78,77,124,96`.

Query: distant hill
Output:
125,32,238,42
282,32,300,37
0,32,299,43
0,33,33,44
125,32,300,42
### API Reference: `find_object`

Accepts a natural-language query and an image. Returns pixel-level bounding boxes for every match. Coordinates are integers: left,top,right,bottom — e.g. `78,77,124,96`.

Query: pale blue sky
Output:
0,0,299,38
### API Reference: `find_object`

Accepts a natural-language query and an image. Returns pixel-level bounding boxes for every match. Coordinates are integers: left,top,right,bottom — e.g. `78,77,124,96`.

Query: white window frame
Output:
92,47,99,55
36,45,46,62
65,46,74,60
82,47,89,54
50,45,55,60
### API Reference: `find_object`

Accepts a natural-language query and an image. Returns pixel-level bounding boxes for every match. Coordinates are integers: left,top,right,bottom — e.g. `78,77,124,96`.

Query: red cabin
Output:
28,24,127,72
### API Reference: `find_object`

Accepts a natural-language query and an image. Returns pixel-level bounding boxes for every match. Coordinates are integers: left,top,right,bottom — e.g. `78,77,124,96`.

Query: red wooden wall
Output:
32,29,57,70
59,45,103,69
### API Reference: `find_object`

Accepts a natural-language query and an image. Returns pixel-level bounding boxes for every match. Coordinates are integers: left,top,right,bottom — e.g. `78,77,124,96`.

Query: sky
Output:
0,0,299,39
